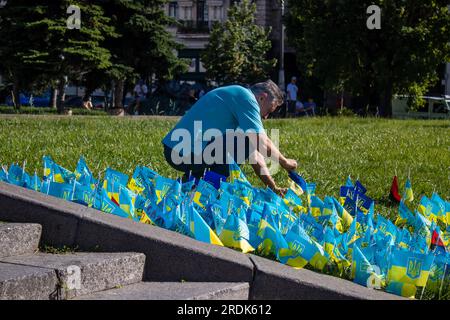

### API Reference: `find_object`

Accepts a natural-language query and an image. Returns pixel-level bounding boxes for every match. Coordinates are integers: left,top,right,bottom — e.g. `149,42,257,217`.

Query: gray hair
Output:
250,80,285,105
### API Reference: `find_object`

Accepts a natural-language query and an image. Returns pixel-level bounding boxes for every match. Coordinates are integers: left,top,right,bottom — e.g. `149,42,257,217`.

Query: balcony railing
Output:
177,20,211,34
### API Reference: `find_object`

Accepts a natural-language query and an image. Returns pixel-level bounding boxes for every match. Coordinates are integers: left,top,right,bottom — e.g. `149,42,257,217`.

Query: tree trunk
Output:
114,79,124,109
12,80,21,111
380,81,393,118
56,77,67,114
110,80,115,110
49,87,58,109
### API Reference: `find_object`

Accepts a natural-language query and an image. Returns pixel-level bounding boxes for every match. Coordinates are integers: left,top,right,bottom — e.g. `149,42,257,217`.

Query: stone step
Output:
0,223,41,258
74,282,250,300
0,252,145,300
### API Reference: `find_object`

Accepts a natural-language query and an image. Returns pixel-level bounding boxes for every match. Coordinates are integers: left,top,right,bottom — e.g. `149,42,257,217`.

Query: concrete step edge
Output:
73,282,250,300
0,252,146,300
0,223,42,258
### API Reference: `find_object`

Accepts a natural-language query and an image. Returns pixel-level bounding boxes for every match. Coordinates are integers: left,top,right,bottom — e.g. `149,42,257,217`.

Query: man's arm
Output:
246,132,297,195
249,150,286,196
247,132,297,171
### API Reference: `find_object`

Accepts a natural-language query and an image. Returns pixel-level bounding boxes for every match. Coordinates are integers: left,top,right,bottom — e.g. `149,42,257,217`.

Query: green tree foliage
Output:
202,0,276,85
0,1,114,111
286,0,450,116
0,0,186,111
98,0,187,108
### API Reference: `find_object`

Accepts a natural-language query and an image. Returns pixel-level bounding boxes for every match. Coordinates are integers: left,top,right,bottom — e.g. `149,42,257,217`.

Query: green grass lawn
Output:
0,115,449,218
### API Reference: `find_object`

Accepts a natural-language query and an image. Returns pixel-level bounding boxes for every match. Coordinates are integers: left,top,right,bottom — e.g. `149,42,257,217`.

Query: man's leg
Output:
207,133,252,178
163,144,207,181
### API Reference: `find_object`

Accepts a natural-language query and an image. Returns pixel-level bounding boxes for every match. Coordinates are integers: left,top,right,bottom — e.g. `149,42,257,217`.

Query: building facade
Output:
164,0,287,83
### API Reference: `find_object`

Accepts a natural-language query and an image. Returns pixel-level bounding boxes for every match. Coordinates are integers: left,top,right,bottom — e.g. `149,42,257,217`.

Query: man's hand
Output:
281,158,298,171
270,186,287,198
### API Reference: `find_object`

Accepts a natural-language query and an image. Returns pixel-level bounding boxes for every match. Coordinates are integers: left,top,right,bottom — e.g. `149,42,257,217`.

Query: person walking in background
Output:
82,95,93,110
133,79,148,115
286,77,298,118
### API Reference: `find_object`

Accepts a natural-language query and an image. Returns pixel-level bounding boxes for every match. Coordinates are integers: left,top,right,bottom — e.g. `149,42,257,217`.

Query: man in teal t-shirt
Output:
162,80,297,195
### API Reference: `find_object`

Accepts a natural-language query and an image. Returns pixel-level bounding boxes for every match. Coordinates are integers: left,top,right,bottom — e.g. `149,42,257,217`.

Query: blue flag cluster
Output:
1,157,449,299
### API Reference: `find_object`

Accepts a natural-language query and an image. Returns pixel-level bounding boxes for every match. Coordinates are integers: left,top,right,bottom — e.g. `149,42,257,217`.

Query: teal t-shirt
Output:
162,85,265,155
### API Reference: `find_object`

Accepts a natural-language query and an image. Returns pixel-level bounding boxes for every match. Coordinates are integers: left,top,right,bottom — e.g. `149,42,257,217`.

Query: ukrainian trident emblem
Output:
406,258,422,280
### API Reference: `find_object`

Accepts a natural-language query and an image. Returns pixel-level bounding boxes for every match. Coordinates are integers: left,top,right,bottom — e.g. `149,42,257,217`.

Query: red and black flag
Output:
430,228,447,252
389,176,401,203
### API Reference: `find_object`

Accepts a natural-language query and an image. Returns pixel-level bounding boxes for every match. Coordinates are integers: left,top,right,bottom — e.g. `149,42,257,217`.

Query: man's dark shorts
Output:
163,134,251,180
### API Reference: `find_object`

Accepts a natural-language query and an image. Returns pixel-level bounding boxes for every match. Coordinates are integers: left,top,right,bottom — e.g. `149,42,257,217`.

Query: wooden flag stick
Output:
439,263,448,300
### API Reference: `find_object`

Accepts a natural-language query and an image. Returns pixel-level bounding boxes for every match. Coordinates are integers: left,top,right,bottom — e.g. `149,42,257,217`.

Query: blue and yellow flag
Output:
204,170,227,190
339,186,354,206
256,204,288,257
127,166,145,195
430,193,447,224
104,167,128,186
188,204,224,246
283,188,305,214
396,228,412,250
118,185,139,221
413,212,432,250
72,180,95,207
28,171,41,192
192,179,219,209
354,180,367,195
385,281,417,299
375,215,398,244
44,180,75,201
332,197,353,231
289,171,307,194
427,253,450,294
309,196,324,217
299,213,325,243
7,163,30,187
93,188,130,219
279,221,328,270
402,179,414,202
418,196,440,223
351,245,383,288
323,227,350,270
154,175,177,204
346,215,360,249
388,248,435,287
43,156,75,183
396,200,416,227
345,175,353,187
228,156,251,186
0,165,8,182
219,213,254,253
75,156,96,189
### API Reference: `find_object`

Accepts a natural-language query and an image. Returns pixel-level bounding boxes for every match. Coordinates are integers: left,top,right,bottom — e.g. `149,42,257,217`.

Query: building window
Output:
197,0,206,21
169,2,178,19
210,6,222,21
204,4,209,21
186,6,192,20
230,0,241,7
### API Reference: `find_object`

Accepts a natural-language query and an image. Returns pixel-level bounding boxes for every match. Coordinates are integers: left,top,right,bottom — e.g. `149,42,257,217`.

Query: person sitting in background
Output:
304,98,316,116
295,100,305,116
133,79,148,114
82,95,93,110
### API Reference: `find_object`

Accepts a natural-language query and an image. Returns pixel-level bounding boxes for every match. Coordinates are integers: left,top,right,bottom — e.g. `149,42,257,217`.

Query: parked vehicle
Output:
392,95,450,119
5,91,51,107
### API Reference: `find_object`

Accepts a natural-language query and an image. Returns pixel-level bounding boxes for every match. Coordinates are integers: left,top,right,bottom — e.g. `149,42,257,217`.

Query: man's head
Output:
291,76,297,84
251,80,285,119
